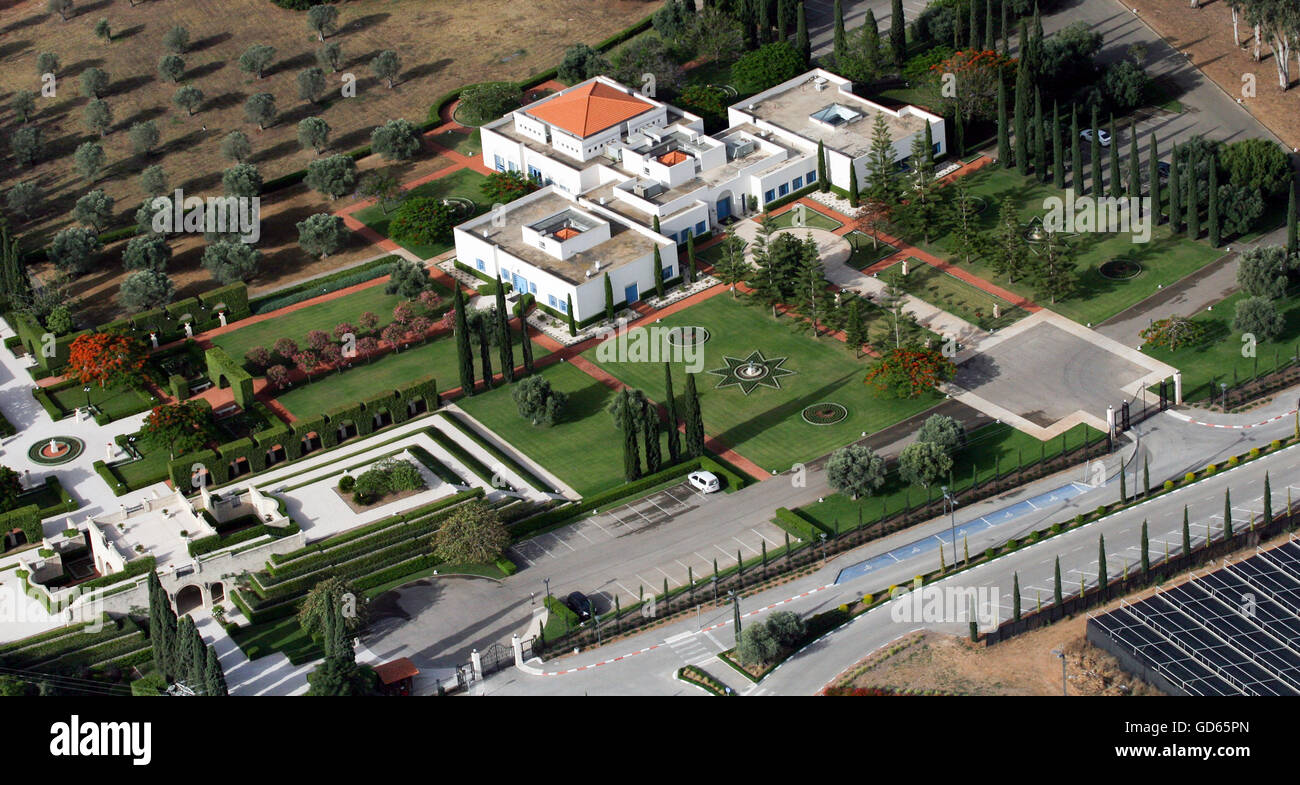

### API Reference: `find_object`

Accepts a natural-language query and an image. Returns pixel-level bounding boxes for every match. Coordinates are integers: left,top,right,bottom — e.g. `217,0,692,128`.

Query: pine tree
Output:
796,1,811,64
663,363,681,463
603,272,614,321
996,78,1010,167
888,0,906,67
1070,104,1083,192
1149,132,1161,222
1108,116,1121,198
816,139,828,192
454,286,474,395
865,114,899,204
495,276,515,383
1208,164,1220,247
566,294,576,336
1052,101,1064,189
1169,143,1182,233
1054,556,1063,605
1097,533,1108,596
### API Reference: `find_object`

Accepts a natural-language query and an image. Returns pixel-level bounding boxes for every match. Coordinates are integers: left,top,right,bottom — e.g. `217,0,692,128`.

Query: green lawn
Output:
582,295,943,472
457,361,655,497
112,442,172,490
770,208,842,231
923,166,1224,326
845,231,897,268
882,260,1026,331
1143,290,1300,403
431,128,481,157
798,422,1103,532
210,284,413,369
228,614,323,665
276,331,550,418
354,168,492,259
48,384,157,420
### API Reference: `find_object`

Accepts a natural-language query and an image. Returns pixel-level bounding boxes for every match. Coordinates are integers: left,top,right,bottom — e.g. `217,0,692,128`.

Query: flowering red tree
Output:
293,350,319,381
319,343,343,368
245,346,272,372
266,364,291,389
358,311,379,333
67,332,148,388
355,336,380,362
418,289,442,312
392,302,414,325
380,323,404,349
929,49,1016,122
305,329,331,352
437,310,455,331
273,338,299,362
407,316,432,342
864,346,956,398
333,322,356,341
140,401,217,458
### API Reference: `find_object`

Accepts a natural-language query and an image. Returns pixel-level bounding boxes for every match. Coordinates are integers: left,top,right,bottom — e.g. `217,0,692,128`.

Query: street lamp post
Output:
728,590,741,644
1052,648,1067,695
819,532,827,562
83,385,91,410
711,575,718,605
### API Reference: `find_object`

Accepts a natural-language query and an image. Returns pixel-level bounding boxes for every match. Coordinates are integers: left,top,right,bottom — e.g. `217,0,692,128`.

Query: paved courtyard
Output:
948,310,1179,438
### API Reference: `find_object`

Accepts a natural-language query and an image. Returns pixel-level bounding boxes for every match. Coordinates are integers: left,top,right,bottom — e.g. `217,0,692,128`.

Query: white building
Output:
465,70,944,320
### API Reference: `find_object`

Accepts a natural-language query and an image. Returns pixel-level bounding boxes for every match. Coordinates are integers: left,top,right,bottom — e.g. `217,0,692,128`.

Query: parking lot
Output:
509,480,790,613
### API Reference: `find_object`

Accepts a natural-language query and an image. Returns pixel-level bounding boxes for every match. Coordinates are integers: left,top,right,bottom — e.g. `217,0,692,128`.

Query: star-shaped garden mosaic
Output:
706,350,795,395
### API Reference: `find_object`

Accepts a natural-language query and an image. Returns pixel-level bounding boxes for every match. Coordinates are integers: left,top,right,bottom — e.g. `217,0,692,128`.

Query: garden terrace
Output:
880,260,1027,332
353,168,493,260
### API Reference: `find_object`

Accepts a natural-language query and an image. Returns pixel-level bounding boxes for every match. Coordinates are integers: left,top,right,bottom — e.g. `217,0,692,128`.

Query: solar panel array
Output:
1088,540,1300,696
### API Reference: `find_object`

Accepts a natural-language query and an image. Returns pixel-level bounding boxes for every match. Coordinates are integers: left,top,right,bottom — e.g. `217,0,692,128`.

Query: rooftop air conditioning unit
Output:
748,103,757,111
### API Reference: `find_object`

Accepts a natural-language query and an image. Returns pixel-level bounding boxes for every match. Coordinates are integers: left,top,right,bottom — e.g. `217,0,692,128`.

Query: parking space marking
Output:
733,536,761,555
694,551,717,570
547,532,577,552
714,543,736,560
656,566,682,587
615,580,639,599
634,574,658,593
585,517,617,538
751,527,780,547
570,526,596,543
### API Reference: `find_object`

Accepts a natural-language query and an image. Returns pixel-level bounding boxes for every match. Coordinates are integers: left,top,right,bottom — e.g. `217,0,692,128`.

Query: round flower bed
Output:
28,436,85,466
665,326,710,347
1098,259,1142,280
801,402,848,425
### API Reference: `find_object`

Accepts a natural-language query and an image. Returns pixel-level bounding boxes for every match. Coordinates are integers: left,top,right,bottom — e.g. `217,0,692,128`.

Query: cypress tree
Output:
623,416,641,481
953,109,964,159
1013,40,1029,175
968,0,979,50
1169,144,1182,233
685,232,696,284
1097,533,1107,596
796,1,810,64
816,139,828,191
777,0,790,40
1186,149,1199,239
1143,454,1149,495
566,294,576,336
996,78,1010,166
1287,185,1297,255
1089,105,1101,197
1264,472,1273,525
204,645,227,696
176,616,197,687
520,320,534,375
1119,461,1126,503
453,286,474,395
663,363,681,463
984,0,995,50
848,165,859,206
1208,164,1220,246
1012,571,1021,620
1108,116,1121,198
147,571,169,678
1148,132,1161,222
833,0,847,65
187,622,205,687
1224,488,1232,539
1127,118,1140,196
1052,101,1064,189
603,272,614,321
1070,105,1082,192
642,401,662,473
1054,556,1063,605
685,372,705,457
1140,519,1150,574
653,245,665,299
757,0,770,44
495,276,514,383
477,312,494,390
953,4,963,49
1183,505,1191,555
999,0,1009,54
1032,87,1045,180
889,0,905,67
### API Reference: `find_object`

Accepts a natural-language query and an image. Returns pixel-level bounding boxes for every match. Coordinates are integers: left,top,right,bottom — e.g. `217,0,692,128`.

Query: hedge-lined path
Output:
198,611,314,696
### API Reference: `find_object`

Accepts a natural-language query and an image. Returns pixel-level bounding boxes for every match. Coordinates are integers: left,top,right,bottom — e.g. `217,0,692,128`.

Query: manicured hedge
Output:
187,520,301,558
204,346,254,408
76,556,156,593
425,427,496,485
408,444,468,486
439,411,548,491
772,507,828,543
0,505,42,546
248,256,399,315
92,460,130,496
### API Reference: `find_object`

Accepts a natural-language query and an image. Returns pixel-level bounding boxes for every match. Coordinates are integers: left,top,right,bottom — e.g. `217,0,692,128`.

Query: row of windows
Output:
764,170,816,205
668,221,707,245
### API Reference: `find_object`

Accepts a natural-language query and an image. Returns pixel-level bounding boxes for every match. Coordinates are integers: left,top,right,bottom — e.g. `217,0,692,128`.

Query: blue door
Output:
624,283,639,305
512,272,528,294
717,196,732,220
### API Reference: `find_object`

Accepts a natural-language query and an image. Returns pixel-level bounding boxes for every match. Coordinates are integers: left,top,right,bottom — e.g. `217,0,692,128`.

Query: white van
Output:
688,470,720,494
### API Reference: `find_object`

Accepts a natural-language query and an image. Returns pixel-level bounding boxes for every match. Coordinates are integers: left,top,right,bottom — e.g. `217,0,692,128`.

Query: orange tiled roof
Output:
657,150,689,165
554,227,581,240
374,657,420,684
528,81,653,138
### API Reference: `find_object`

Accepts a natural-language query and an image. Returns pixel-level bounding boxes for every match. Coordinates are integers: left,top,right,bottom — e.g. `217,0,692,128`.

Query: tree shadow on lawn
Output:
709,371,869,467
119,104,168,128
558,378,616,428
402,58,454,83
190,31,234,54
250,138,300,165
0,38,31,59
113,24,146,43
185,60,227,81
348,13,391,33
270,50,317,78
62,58,106,80
203,90,246,112
109,73,154,99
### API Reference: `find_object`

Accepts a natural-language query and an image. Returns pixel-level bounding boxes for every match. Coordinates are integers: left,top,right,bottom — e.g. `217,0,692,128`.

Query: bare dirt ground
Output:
0,0,659,322
1120,0,1300,150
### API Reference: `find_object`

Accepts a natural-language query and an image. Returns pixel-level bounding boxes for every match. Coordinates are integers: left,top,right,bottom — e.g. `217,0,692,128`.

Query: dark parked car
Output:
1157,161,1170,179
565,591,592,622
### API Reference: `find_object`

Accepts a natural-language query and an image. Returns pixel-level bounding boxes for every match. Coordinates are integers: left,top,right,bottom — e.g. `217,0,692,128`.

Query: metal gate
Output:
480,642,512,677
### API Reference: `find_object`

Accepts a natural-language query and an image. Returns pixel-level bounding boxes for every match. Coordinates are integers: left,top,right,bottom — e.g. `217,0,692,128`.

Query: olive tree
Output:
220,130,252,163
74,189,114,232
48,227,102,275
296,213,346,258
243,92,277,130
370,118,419,161
238,44,276,79
158,54,185,83
825,444,886,500
304,154,358,199
119,269,175,311
297,116,331,154
370,49,402,88
201,242,260,284
222,163,263,198
173,85,204,116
